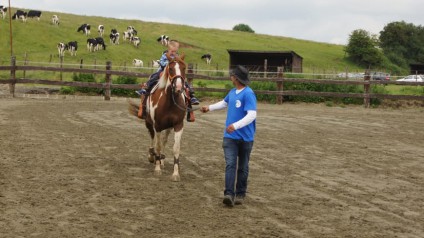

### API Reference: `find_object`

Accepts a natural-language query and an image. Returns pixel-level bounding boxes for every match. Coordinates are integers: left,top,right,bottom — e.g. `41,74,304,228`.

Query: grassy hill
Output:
0,9,359,74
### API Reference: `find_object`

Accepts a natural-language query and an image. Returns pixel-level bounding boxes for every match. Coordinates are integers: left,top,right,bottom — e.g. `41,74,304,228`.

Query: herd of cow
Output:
1,7,213,66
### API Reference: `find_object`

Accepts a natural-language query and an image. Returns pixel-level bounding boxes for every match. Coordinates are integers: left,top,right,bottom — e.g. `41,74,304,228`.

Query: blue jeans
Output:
222,137,254,197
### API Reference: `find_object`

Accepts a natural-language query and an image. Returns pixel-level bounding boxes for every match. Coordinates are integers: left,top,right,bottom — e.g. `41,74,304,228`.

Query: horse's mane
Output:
157,57,186,90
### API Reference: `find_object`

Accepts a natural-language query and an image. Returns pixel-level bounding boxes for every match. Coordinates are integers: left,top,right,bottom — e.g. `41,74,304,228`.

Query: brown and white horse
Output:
129,53,187,181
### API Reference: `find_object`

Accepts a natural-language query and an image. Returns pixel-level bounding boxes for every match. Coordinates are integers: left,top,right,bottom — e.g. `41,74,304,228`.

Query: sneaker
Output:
190,97,200,105
222,195,234,207
135,89,147,96
234,195,245,205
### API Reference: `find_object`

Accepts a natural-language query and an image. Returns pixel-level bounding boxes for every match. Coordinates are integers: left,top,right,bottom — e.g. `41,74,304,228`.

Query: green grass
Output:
0,9,359,78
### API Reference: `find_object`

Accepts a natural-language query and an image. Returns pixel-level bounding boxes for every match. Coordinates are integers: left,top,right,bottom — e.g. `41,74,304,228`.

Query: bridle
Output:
166,61,197,112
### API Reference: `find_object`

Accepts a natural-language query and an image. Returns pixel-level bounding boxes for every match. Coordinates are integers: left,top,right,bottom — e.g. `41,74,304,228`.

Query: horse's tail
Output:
127,99,142,119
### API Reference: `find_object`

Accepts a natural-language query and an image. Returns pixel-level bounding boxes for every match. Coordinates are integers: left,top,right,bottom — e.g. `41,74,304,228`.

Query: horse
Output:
128,53,188,181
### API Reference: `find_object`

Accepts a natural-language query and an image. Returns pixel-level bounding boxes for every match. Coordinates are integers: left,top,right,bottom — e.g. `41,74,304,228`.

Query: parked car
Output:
371,72,390,81
396,75,424,82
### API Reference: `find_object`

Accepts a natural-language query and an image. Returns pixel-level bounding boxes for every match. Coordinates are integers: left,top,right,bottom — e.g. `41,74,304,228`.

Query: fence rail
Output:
1,57,424,107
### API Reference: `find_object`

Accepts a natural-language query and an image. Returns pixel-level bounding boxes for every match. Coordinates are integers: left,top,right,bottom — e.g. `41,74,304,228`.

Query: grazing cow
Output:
78,24,91,36
133,59,143,67
67,41,78,56
123,31,133,42
12,10,27,22
127,26,137,35
131,36,141,48
98,25,104,36
201,54,212,65
95,37,106,50
27,10,42,21
57,42,67,57
152,60,160,68
52,15,59,25
157,35,169,46
0,6,7,20
87,38,98,52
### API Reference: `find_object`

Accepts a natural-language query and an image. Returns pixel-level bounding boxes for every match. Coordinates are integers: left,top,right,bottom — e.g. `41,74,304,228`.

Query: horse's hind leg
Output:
146,121,155,163
171,126,183,182
154,132,163,176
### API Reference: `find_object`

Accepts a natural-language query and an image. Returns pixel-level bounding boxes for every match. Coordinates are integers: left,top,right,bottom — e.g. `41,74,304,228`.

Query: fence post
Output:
23,52,28,79
364,69,371,108
187,63,194,87
49,54,53,64
80,59,83,69
9,56,16,97
276,66,284,104
104,61,112,100
59,56,63,81
264,59,268,78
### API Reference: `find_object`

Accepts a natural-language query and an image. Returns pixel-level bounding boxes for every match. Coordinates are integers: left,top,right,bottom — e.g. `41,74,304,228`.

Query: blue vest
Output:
224,87,257,142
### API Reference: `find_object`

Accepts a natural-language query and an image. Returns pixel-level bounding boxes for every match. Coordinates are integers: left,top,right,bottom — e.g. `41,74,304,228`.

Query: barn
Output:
227,50,303,73
410,63,424,74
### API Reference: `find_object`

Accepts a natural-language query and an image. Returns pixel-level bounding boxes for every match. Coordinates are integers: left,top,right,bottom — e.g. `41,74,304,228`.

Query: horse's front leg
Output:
160,129,172,169
154,132,163,175
171,127,183,182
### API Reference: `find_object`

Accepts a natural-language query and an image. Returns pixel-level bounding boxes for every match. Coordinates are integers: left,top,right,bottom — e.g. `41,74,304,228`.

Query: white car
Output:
396,75,424,82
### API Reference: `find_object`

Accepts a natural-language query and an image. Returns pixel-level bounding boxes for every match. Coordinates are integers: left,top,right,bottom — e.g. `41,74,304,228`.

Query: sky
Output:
7,0,424,45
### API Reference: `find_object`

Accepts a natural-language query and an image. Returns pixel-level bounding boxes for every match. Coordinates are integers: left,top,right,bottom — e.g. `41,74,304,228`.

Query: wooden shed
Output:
410,64,424,74
227,50,303,73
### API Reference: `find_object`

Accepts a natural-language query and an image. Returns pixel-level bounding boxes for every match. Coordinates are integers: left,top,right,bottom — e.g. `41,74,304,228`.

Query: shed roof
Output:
227,50,303,59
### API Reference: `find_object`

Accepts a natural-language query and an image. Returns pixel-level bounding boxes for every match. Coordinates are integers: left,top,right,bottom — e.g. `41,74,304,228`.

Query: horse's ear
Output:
179,53,185,61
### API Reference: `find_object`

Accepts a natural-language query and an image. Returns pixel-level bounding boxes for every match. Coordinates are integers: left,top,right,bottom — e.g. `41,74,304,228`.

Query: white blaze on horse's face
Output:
174,63,183,92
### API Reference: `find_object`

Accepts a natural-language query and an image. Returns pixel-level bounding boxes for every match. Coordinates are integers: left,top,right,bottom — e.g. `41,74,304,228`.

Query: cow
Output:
57,42,67,57
52,15,59,25
98,25,104,37
67,41,78,56
27,10,42,21
78,24,91,36
133,59,143,67
127,26,137,35
201,54,212,65
87,38,97,52
12,10,27,22
123,31,133,42
157,35,169,46
152,60,160,68
0,6,7,20
131,36,140,48
95,37,106,50
109,32,120,45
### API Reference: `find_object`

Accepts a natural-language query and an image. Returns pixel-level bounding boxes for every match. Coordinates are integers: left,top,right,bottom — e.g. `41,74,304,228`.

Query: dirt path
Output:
0,97,423,237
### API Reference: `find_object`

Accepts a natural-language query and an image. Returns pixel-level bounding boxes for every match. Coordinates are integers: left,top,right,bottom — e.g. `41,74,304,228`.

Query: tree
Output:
232,24,255,33
379,21,424,67
345,29,384,67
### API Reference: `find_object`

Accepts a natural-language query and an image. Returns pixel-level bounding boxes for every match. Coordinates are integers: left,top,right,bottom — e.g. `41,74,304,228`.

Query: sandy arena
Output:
0,95,423,237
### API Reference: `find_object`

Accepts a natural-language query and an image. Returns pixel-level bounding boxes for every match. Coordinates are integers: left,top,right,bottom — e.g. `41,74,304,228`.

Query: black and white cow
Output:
152,60,160,68
95,37,106,50
123,31,133,42
52,15,59,25
12,10,27,22
87,38,98,52
27,10,42,21
157,35,169,46
98,25,104,37
133,59,143,67
67,41,78,56
201,54,212,65
109,29,119,44
0,6,7,20
57,42,67,57
78,24,91,36
131,36,140,48
127,26,137,35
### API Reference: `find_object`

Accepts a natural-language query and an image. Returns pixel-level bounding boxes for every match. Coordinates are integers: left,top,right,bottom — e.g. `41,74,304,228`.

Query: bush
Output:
232,24,255,33
249,81,277,103
72,73,103,94
111,76,138,97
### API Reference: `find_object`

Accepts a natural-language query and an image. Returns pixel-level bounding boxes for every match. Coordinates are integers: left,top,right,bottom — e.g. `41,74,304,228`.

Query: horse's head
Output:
166,53,186,94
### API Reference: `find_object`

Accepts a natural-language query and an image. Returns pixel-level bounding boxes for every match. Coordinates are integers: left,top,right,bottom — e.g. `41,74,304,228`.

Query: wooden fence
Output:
1,57,424,107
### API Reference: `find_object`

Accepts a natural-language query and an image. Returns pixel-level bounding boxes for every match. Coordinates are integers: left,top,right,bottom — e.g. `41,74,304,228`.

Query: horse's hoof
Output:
148,155,154,163
154,170,162,176
171,174,180,182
